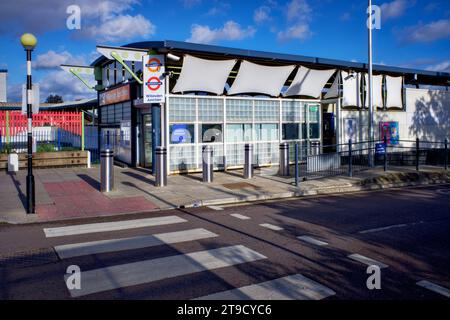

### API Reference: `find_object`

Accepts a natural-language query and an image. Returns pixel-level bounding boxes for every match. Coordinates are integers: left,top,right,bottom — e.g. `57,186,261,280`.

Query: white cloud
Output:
277,23,311,42
286,0,312,22
38,70,96,102
254,6,271,24
277,0,312,42
80,14,155,42
35,50,85,70
380,0,414,20
402,19,450,43
0,0,140,35
187,21,256,44
426,60,450,73
205,2,230,16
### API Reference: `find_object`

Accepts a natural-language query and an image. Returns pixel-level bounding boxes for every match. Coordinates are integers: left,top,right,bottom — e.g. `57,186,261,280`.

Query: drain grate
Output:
0,248,58,269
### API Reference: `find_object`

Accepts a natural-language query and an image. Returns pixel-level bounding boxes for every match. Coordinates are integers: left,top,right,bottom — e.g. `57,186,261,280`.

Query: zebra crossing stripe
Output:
195,274,336,300
230,213,251,220
44,216,187,238
66,245,267,298
297,236,328,246
416,280,450,298
259,223,283,231
55,228,218,259
347,253,388,269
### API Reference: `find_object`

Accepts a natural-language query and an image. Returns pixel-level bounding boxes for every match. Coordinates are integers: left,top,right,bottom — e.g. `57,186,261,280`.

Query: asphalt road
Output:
0,184,449,300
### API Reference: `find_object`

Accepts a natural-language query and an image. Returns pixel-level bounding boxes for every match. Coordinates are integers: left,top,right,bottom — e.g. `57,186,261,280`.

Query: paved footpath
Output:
1,165,449,224
0,184,448,299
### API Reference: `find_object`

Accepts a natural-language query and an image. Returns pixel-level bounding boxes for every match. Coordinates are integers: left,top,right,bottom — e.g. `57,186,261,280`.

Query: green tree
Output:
45,94,63,103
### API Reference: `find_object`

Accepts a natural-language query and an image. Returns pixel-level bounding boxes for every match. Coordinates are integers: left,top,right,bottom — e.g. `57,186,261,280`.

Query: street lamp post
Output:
20,33,37,214
368,0,374,167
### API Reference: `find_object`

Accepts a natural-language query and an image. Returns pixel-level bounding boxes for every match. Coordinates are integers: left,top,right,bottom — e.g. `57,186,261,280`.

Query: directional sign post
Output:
143,54,165,104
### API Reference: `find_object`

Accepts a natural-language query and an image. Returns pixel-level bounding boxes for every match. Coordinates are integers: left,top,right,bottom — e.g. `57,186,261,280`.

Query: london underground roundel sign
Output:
146,76,162,91
143,54,165,103
146,58,162,73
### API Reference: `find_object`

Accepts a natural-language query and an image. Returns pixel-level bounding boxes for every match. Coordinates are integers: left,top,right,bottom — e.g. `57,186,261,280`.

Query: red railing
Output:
0,111,82,137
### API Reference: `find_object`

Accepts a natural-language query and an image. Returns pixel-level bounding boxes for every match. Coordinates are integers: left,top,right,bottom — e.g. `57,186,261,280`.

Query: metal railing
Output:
294,137,448,183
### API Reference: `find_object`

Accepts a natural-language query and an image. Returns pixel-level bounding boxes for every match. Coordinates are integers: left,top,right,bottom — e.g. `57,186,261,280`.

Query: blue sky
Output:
0,0,449,102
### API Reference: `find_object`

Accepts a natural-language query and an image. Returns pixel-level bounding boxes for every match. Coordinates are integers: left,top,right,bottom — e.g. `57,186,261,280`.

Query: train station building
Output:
78,40,450,174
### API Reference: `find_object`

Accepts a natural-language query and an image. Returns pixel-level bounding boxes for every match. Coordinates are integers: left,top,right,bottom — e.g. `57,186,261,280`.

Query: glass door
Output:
142,114,152,169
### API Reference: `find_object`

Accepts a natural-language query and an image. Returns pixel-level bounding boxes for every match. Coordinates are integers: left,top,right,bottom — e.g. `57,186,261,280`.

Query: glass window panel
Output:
198,99,223,122
200,124,223,143
308,104,320,123
254,100,278,121
226,99,252,121
226,124,253,142
169,124,195,144
115,103,123,122
309,123,320,139
169,97,196,122
282,123,299,140
256,124,278,141
282,101,302,122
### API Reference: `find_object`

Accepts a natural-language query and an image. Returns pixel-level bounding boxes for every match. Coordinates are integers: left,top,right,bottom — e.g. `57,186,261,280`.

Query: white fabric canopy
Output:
228,61,295,97
323,72,340,99
284,66,336,98
172,55,236,95
342,71,362,107
364,74,384,109
385,75,403,109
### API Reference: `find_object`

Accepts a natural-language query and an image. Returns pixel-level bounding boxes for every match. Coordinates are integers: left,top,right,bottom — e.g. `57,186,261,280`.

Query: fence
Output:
299,138,448,182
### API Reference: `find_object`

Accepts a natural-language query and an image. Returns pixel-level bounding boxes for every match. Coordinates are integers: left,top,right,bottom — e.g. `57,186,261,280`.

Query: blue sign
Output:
375,143,386,155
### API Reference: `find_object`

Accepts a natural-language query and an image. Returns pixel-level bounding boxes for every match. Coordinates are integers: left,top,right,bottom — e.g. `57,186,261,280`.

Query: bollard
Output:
294,143,299,186
155,146,167,187
100,149,114,192
244,144,253,179
202,145,213,183
279,143,289,176
416,137,420,171
384,135,388,172
348,139,353,177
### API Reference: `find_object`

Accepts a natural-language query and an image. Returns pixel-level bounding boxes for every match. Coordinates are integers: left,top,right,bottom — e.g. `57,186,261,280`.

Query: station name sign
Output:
143,54,165,104
99,84,130,106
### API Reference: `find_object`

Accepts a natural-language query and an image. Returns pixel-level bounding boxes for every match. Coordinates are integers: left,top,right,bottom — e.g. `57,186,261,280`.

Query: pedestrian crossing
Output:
55,228,218,259
47,214,337,300
195,274,336,300
44,213,442,300
44,216,187,238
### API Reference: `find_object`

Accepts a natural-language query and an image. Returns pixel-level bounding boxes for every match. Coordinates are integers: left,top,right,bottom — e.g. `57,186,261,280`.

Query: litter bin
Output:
100,149,114,192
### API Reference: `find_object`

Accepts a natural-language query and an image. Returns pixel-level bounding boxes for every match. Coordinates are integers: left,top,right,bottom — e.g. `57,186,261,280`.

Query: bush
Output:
37,143,56,153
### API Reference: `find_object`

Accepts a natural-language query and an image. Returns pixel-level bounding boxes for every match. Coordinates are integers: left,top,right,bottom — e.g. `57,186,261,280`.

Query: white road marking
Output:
66,245,267,298
297,236,328,246
55,228,218,259
358,224,407,234
207,206,224,211
259,223,283,231
44,216,187,238
416,280,450,298
195,274,336,300
230,213,251,220
348,253,388,269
